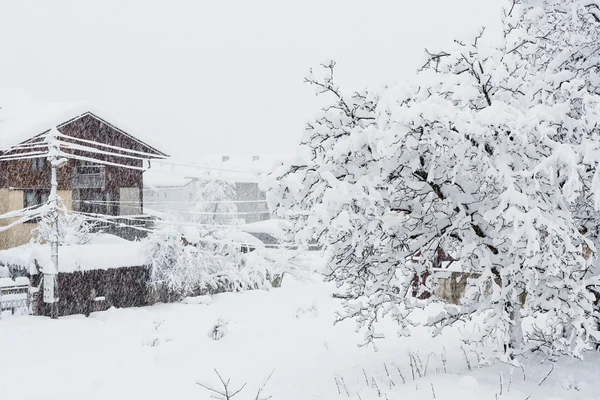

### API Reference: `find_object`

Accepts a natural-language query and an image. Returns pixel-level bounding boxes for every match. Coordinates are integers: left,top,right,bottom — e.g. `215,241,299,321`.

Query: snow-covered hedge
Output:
145,220,304,301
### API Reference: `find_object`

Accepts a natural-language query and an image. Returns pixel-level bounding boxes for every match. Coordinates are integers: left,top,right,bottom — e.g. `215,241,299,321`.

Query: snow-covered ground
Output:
0,266,598,400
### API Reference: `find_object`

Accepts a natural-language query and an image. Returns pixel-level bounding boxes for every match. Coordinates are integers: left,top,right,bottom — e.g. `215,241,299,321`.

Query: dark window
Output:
31,158,46,172
24,189,50,222
77,160,103,175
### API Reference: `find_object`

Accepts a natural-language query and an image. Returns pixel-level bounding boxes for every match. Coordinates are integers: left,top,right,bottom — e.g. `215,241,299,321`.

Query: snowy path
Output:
1,277,599,400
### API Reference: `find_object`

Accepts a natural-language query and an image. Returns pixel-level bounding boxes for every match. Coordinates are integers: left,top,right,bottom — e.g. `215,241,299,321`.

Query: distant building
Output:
143,155,287,224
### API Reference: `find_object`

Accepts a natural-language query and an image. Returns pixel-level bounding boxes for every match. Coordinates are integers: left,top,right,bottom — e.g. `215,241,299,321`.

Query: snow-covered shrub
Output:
33,212,94,245
295,304,318,319
245,247,309,287
147,171,308,299
145,221,304,300
145,219,187,301
207,318,228,340
266,1,600,361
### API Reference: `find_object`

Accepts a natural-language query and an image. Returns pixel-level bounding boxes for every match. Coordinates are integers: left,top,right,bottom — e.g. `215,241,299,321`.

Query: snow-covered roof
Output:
179,226,265,248
0,89,166,156
239,219,291,239
198,154,290,174
229,230,266,248
143,171,195,189
0,242,148,274
143,154,291,188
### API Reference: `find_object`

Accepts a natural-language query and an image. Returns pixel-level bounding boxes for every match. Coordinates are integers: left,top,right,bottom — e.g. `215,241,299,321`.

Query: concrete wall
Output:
0,189,73,250
435,272,471,305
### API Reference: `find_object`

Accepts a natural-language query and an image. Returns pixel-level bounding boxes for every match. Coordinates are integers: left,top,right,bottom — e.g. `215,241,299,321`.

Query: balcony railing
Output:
72,167,106,190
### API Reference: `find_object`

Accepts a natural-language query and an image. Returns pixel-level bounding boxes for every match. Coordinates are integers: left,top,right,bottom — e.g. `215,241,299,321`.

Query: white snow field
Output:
1,270,599,400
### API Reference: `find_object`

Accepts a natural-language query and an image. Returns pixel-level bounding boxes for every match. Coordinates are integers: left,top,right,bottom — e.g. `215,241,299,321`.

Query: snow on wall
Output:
0,242,147,275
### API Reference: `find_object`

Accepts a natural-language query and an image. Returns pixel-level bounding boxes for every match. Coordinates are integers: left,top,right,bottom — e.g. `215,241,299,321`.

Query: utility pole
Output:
45,127,65,319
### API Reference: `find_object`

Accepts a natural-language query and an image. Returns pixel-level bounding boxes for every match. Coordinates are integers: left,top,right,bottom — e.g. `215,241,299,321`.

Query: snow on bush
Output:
266,0,600,362
145,219,187,299
145,176,287,298
207,318,228,341
295,304,318,319
32,212,94,246
145,219,306,301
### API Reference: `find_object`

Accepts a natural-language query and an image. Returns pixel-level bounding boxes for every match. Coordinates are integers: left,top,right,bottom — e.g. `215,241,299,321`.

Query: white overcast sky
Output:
0,0,503,158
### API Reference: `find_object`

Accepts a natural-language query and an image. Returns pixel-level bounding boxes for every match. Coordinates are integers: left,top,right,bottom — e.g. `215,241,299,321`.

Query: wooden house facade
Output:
0,111,167,249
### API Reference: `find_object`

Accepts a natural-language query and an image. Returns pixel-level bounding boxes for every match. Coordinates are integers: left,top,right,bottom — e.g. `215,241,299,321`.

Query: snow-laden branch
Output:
266,0,600,361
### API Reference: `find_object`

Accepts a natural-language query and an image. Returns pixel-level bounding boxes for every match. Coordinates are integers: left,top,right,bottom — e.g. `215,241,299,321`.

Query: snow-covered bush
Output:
266,0,600,361
33,212,94,245
145,221,303,300
207,318,228,340
146,219,188,300
147,170,307,299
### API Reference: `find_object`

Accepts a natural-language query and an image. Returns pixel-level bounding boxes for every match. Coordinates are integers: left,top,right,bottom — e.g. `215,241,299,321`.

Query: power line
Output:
71,200,267,206
0,137,50,153
2,140,265,186
0,204,47,221
0,143,50,154
0,152,49,162
70,211,301,249
68,198,268,205
58,149,257,182
71,210,259,229
150,158,263,175
56,132,168,159
71,206,271,216
57,151,147,171
4,131,269,176
0,208,48,233
56,136,264,175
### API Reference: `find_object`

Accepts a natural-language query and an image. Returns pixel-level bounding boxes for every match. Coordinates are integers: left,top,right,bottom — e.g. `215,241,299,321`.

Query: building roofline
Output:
4,110,169,158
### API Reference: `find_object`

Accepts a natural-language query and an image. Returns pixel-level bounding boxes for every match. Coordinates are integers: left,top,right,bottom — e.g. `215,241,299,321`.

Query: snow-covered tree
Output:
194,178,239,225
145,219,188,299
266,0,600,361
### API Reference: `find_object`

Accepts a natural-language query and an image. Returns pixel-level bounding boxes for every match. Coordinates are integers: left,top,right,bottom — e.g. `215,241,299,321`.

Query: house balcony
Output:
72,167,106,190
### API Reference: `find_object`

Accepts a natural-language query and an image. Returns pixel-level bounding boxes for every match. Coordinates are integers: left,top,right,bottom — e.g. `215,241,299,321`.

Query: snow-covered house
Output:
0,97,168,249
144,155,286,224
